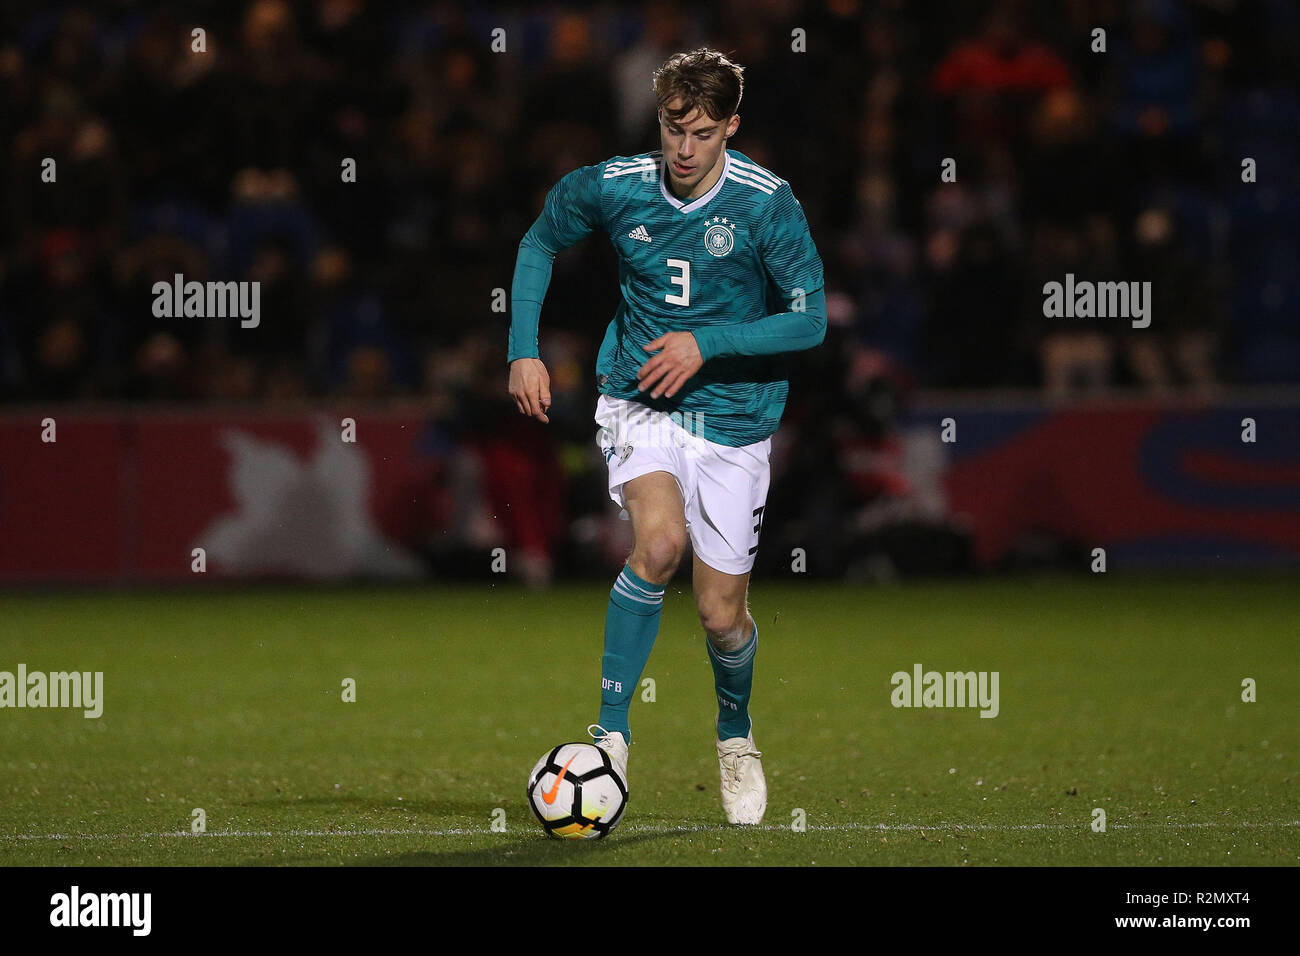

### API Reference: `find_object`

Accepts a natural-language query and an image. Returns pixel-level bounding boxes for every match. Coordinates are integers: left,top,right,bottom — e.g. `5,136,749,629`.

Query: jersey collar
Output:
660,151,731,214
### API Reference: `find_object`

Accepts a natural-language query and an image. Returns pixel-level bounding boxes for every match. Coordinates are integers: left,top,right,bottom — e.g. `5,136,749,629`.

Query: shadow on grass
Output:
236,792,499,820
234,826,722,866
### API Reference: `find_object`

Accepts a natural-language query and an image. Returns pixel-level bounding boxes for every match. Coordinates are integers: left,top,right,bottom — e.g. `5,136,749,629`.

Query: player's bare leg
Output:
592,470,686,780
625,471,688,586
694,552,752,653
694,554,767,824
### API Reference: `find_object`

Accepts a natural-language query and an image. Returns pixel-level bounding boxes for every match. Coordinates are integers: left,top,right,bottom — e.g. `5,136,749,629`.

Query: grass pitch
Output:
0,576,1295,866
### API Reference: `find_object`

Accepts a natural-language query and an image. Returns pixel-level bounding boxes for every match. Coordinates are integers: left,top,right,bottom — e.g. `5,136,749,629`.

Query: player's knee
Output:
632,529,685,584
698,600,749,650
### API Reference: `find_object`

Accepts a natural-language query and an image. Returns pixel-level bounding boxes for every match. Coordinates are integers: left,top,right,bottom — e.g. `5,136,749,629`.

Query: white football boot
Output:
588,724,629,784
717,728,766,824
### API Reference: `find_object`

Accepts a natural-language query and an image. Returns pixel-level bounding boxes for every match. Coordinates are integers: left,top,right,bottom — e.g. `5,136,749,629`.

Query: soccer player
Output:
507,48,825,825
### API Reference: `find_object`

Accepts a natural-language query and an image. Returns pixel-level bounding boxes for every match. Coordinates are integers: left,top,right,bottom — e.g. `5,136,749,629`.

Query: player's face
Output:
659,101,738,198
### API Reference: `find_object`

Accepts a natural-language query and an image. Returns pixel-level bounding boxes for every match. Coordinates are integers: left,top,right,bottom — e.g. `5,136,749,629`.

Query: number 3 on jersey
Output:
665,258,690,307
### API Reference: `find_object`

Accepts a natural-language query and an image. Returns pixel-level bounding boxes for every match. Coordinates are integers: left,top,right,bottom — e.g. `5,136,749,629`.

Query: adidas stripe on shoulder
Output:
603,154,661,179
726,156,785,195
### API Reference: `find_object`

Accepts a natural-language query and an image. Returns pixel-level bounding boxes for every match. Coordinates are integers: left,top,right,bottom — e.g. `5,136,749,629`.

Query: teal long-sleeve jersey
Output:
508,148,826,448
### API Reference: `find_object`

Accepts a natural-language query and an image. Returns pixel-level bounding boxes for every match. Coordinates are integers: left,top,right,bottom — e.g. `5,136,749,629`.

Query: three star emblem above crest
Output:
703,216,736,257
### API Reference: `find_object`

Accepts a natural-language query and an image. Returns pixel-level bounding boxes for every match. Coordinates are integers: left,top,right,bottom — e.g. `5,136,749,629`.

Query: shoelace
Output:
720,753,744,792
587,723,612,745
719,746,761,792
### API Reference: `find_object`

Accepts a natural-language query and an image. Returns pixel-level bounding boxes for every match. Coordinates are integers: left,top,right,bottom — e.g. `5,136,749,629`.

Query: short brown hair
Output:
652,48,744,123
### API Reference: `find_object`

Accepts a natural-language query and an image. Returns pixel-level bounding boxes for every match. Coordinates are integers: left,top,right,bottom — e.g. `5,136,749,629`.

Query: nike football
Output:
526,742,628,839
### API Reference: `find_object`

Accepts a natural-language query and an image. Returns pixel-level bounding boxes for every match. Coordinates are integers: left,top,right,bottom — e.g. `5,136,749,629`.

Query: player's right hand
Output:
508,358,551,424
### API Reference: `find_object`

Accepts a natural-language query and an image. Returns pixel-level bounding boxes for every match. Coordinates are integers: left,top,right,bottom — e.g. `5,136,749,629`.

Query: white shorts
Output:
594,394,771,576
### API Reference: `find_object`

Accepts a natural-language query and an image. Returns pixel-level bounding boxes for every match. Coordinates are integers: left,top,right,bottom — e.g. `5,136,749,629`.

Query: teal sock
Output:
597,564,665,744
707,623,757,740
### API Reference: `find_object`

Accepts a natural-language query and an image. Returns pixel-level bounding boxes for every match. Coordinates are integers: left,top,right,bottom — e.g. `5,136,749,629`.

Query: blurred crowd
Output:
2,0,1298,580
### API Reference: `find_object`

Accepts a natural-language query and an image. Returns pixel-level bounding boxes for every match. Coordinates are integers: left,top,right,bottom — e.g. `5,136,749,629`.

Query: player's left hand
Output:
637,332,703,399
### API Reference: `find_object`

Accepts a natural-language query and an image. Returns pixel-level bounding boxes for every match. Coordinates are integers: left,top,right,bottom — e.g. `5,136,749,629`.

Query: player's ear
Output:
725,113,740,139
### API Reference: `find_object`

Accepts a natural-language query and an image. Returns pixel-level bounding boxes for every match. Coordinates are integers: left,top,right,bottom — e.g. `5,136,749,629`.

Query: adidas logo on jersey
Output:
628,225,652,243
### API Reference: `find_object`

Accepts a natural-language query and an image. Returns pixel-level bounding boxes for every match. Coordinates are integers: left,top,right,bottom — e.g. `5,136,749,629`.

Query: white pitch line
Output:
2,821,1297,841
